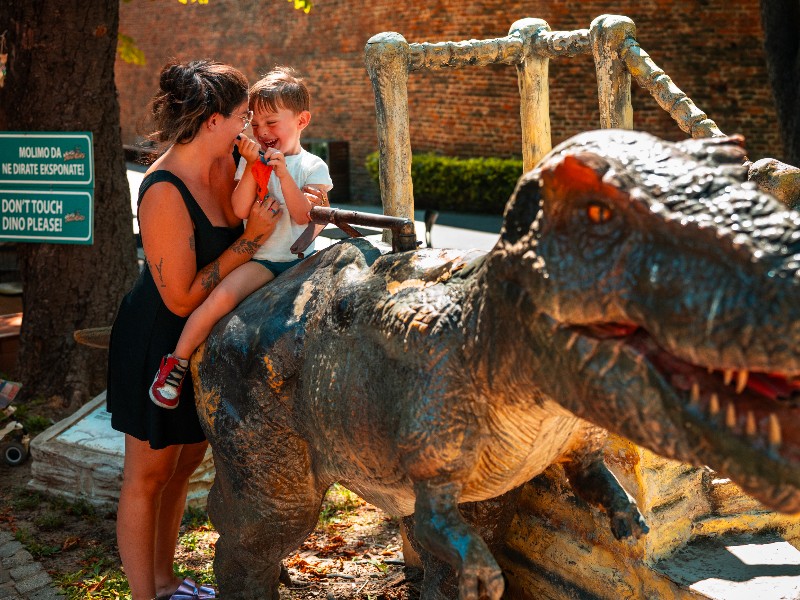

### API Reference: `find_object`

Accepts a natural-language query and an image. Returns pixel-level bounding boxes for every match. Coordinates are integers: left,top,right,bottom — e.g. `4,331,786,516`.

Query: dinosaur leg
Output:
208,439,324,599
411,481,519,600
563,447,649,540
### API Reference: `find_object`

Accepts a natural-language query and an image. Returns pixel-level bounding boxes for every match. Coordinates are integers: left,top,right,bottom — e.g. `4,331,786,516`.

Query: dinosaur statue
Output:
747,157,800,210
193,129,800,600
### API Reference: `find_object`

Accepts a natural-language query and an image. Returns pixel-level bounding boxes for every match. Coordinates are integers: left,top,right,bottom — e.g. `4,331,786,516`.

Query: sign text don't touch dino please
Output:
0,132,94,244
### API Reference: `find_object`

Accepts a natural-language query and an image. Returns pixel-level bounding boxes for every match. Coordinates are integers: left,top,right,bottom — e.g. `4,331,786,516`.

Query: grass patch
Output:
182,505,212,530
22,414,53,436
8,398,54,436
54,549,129,600
12,489,41,511
50,496,97,519
179,530,201,552
14,526,61,558
33,510,66,531
319,484,364,528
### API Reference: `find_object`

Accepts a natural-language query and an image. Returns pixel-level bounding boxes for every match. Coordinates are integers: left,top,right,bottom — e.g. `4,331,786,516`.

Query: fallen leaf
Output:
86,575,108,592
61,536,80,551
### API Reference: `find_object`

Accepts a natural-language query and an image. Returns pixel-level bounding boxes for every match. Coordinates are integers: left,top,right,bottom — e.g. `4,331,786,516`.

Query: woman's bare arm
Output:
139,181,278,316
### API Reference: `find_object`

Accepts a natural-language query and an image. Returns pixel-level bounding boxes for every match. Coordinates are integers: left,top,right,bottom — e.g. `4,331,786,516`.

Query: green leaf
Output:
117,34,146,66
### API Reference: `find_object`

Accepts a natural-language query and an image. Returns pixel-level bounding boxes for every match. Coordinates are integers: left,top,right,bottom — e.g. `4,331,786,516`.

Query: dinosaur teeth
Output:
690,382,701,405
736,370,749,394
577,338,600,370
597,343,621,377
565,331,579,351
745,411,757,436
723,369,734,385
725,403,737,428
709,393,720,416
768,413,782,448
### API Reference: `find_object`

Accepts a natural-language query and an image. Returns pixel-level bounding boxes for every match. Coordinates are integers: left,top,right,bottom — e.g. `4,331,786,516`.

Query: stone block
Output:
27,586,64,599
28,392,214,510
8,562,39,582
0,582,21,599
14,571,51,595
3,550,33,569
0,542,22,561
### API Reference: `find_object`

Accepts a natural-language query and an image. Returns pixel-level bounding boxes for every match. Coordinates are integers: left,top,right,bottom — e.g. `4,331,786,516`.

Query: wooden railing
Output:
364,14,724,232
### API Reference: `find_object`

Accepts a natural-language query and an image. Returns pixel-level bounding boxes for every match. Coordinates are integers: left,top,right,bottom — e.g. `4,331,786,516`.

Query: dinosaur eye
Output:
587,202,613,224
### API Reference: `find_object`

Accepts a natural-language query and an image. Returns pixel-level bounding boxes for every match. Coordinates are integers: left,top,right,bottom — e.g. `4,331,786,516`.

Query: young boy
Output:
149,66,333,408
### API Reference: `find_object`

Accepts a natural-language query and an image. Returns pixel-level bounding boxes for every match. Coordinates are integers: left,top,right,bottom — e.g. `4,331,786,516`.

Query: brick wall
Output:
117,0,778,205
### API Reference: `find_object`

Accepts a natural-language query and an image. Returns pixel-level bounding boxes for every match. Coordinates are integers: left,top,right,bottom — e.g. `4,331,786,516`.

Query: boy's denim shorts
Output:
253,250,315,277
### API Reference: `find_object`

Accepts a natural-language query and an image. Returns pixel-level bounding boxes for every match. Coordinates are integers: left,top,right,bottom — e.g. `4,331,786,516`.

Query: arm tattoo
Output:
231,234,264,256
151,258,166,288
200,261,222,291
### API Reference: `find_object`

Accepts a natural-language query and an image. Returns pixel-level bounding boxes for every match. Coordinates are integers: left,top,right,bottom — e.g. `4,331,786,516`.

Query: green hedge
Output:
365,151,523,215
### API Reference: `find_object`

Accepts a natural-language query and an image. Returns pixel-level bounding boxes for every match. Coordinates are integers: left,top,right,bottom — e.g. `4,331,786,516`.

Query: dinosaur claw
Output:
459,570,504,600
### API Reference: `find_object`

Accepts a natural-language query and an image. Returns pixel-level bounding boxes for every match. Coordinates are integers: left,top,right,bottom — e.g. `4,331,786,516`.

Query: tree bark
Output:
0,0,138,406
760,0,800,166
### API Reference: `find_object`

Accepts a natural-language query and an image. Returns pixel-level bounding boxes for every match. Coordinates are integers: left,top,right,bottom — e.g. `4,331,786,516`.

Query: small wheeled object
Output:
0,389,30,466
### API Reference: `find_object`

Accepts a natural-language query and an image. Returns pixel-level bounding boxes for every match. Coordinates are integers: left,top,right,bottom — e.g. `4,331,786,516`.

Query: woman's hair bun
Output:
159,62,191,96
148,59,247,145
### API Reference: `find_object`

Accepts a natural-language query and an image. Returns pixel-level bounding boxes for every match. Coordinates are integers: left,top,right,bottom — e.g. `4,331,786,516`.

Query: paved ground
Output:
0,531,61,599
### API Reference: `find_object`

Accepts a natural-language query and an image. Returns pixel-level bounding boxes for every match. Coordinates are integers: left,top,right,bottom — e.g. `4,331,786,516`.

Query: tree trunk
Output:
0,0,138,406
760,0,800,166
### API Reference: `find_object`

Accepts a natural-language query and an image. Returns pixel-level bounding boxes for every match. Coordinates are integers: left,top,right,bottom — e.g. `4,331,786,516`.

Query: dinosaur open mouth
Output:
576,323,800,463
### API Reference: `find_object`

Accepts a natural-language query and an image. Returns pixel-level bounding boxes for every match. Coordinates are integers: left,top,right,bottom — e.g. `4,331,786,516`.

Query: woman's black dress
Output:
107,170,243,449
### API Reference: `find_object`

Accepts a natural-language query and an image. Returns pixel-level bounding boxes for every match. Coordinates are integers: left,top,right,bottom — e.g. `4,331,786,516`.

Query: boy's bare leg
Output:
174,261,275,359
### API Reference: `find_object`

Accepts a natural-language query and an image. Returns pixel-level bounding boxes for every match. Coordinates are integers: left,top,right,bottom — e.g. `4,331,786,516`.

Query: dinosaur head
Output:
494,129,800,513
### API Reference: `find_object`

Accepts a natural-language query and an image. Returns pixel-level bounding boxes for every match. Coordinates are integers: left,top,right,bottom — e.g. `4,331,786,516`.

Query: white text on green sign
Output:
0,132,94,186
0,189,93,244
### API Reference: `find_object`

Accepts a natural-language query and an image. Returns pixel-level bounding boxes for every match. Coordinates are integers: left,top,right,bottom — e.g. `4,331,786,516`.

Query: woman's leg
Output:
153,441,210,597
174,261,275,359
117,435,183,600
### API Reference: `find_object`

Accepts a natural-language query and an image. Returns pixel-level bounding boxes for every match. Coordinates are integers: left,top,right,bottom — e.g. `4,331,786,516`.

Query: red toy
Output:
252,155,274,205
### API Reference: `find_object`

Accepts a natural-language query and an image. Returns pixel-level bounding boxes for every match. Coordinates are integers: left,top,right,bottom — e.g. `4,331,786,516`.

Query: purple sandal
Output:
168,576,216,599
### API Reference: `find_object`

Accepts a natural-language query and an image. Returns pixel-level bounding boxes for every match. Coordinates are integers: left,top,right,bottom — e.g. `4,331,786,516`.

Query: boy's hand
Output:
303,186,329,207
264,147,288,179
235,135,261,164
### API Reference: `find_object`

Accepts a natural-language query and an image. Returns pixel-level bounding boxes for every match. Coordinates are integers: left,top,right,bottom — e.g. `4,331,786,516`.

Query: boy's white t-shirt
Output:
237,148,333,263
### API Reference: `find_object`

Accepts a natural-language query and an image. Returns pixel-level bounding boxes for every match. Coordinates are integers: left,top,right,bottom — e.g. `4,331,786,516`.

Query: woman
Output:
107,60,279,600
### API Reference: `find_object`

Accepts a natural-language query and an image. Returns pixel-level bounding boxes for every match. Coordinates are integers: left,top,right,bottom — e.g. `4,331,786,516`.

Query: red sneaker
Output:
149,354,189,409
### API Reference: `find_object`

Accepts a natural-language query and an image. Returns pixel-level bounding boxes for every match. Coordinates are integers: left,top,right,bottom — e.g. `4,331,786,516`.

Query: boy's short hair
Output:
249,66,310,115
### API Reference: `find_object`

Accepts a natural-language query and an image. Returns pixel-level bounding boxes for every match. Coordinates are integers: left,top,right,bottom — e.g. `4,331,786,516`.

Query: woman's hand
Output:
244,197,282,241
235,135,262,164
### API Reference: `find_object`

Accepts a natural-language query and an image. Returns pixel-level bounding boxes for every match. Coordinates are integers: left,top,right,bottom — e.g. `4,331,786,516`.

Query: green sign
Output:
0,189,93,244
0,132,94,244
